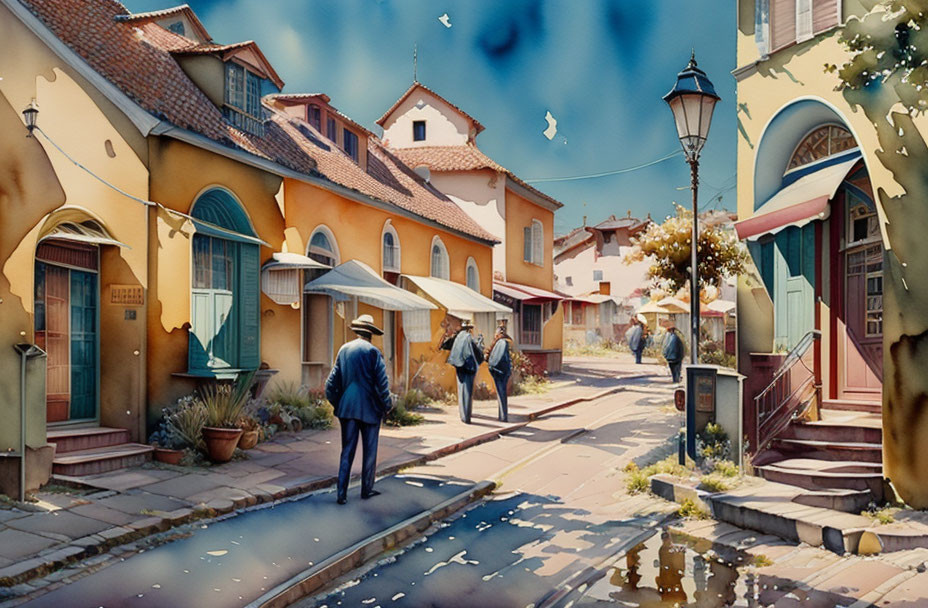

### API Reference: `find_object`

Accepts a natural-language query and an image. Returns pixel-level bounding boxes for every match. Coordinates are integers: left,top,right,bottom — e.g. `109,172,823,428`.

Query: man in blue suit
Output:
444,319,484,424
325,314,393,505
487,325,513,422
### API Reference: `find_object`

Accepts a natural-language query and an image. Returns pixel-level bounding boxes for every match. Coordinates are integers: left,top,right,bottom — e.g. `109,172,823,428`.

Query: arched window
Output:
308,226,339,266
430,236,450,280
465,257,480,291
382,221,401,273
787,125,856,172
189,187,260,372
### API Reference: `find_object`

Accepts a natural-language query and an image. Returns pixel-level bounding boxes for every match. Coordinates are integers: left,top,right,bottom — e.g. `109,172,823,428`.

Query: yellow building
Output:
735,0,928,507
0,0,500,495
378,83,566,375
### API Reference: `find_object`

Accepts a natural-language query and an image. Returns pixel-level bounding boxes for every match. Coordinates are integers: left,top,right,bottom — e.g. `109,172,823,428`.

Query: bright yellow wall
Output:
505,187,555,290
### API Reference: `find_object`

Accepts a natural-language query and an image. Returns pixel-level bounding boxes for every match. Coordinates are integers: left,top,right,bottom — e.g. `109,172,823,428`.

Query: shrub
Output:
625,468,651,495
165,396,208,452
264,382,333,431
713,460,739,478
513,374,549,396
385,402,424,427
677,498,710,520
697,422,731,463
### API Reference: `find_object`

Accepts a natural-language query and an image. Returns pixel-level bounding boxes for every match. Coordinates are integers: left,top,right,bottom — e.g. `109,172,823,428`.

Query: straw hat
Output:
350,314,383,336
460,319,475,330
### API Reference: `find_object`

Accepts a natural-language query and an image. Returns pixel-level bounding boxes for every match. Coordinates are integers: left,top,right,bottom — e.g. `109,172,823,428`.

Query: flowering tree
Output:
624,204,747,296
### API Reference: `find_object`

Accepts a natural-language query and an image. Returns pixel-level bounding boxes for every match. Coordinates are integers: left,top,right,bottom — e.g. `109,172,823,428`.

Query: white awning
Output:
736,152,861,241
305,260,436,312
41,221,129,248
263,252,331,271
402,274,512,318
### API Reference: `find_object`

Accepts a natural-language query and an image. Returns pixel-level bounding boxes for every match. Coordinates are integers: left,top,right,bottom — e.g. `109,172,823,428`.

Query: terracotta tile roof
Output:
170,40,285,89
376,82,485,134
113,3,212,42
269,109,498,243
21,0,314,176
391,145,563,209
267,93,331,103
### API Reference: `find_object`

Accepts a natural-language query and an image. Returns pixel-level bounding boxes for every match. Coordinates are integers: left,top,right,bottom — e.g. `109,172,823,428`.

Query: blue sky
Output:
123,0,736,235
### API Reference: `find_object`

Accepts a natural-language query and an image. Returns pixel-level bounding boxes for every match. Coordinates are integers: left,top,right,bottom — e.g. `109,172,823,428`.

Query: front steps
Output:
753,406,884,509
48,426,152,476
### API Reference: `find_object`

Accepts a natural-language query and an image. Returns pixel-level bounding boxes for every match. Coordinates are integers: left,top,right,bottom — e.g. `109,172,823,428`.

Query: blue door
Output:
69,270,97,420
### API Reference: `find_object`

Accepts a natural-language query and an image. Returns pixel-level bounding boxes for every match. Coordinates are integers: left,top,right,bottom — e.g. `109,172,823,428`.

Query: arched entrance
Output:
33,218,124,423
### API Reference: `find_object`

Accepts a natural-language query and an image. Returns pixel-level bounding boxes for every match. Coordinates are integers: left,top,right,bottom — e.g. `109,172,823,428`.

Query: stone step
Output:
781,419,882,444
822,398,881,414
755,458,884,499
47,426,131,454
772,437,883,463
52,443,153,476
790,488,874,513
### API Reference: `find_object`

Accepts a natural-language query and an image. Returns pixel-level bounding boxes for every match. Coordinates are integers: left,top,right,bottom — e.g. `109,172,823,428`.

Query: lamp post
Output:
22,100,39,137
663,52,720,364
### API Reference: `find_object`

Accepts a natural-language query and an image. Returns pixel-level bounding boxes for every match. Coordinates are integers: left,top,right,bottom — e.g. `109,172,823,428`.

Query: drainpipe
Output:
12,344,44,502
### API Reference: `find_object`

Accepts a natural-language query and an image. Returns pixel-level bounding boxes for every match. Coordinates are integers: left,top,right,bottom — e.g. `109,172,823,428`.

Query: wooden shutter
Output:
813,0,838,34
532,222,543,265
796,0,813,42
523,227,532,262
189,290,212,371
238,243,261,369
755,0,771,56
771,0,796,51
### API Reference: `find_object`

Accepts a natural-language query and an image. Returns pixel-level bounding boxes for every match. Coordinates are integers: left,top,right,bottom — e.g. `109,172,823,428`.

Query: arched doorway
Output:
34,219,124,423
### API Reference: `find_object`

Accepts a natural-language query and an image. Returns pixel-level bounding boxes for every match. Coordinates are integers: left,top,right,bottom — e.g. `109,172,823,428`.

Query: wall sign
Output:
111,285,144,306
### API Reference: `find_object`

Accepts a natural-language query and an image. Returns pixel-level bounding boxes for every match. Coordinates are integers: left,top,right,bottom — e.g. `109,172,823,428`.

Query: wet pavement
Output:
18,475,472,608
303,492,661,608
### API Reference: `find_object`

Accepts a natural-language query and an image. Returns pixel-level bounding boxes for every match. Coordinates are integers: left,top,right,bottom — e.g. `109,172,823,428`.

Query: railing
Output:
755,330,821,453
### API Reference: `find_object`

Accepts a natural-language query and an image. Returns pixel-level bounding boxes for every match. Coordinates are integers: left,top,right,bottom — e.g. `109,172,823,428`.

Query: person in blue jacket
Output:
662,324,686,384
325,314,393,505
443,319,484,424
486,325,513,422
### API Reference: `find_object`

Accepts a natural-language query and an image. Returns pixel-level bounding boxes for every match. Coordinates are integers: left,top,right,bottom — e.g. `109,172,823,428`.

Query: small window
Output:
522,219,544,265
593,269,603,282
430,237,450,280
343,129,359,162
382,223,400,273
308,105,322,131
521,304,542,346
787,125,856,172
167,21,185,36
466,257,479,291
413,120,426,142
223,62,264,134
565,276,573,287
308,228,339,267
326,117,337,142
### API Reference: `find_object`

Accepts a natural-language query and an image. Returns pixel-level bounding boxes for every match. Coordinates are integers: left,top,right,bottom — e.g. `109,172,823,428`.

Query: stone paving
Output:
0,355,665,590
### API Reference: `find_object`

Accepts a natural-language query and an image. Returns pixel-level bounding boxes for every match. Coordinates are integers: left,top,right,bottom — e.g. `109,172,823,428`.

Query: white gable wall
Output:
382,89,473,148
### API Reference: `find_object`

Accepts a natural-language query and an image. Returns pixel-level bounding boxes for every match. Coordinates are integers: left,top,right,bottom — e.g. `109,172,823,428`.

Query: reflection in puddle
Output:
574,531,757,607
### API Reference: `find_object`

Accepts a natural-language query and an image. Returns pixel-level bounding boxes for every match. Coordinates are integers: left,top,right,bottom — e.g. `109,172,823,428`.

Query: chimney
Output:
582,215,587,227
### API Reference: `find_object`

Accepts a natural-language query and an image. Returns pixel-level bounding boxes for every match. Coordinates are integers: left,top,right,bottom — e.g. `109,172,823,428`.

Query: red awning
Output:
735,153,861,241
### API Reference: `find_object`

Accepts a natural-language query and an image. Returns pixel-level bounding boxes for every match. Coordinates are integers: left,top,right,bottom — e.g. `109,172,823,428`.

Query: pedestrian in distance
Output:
625,317,645,364
325,314,393,505
486,325,513,422
662,323,685,384
442,319,484,424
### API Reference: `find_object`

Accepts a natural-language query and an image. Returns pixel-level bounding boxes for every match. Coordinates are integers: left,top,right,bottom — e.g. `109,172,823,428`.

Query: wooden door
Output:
839,243,883,399
36,263,71,422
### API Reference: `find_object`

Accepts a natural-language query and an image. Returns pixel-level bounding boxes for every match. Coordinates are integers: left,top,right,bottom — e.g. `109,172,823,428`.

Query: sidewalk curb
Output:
247,480,497,608
0,375,646,590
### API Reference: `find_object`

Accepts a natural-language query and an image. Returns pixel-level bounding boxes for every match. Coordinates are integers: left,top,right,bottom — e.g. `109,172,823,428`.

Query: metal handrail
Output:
754,330,821,453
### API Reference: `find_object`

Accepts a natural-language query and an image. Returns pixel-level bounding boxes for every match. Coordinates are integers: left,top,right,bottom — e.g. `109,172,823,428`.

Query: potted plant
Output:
200,373,253,463
148,425,185,465
238,415,260,450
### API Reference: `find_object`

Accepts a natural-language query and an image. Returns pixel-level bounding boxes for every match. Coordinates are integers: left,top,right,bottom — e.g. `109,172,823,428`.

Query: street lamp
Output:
22,100,39,137
663,52,720,364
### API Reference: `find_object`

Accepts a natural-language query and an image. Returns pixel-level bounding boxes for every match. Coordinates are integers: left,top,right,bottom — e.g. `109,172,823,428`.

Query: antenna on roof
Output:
413,43,418,83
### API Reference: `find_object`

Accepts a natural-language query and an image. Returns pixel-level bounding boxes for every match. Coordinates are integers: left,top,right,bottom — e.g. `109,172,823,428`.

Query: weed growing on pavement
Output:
751,554,773,568
677,498,710,519
624,456,694,495
625,468,651,494
712,460,739,477
861,505,897,525
699,474,732,493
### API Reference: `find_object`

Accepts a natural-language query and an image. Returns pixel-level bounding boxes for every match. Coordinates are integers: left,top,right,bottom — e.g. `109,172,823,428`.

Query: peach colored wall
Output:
381,88,473,148
146,137,291,419
505,187,555,289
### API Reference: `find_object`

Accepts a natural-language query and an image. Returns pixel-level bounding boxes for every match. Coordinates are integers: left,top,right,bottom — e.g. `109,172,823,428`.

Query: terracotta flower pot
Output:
238,429,259,450
153,447,184,465
289,418,303,433
202,427,243,463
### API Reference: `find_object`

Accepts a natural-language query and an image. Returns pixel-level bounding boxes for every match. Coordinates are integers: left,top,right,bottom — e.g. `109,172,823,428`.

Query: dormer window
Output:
223,62,264,135
343,128,359,162
308,105,322,131
167,21,185,36
326,116,337,142
413,120,426,142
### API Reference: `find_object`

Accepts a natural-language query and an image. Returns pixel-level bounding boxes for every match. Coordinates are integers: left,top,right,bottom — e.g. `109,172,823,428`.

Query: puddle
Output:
571,530,756,607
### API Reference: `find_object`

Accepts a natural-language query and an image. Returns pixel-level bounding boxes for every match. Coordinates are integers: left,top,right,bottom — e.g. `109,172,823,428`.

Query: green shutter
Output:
238,243,260,369
523,227,531,262
189,290,211,371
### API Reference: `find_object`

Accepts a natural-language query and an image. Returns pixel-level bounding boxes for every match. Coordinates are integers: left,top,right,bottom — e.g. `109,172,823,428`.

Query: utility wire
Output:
524,149,683,183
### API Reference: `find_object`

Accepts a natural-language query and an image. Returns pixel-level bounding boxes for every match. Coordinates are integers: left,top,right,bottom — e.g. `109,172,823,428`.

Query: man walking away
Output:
445,319,484,424
326,314,393,505
487,325,513,422
662,323,685,384
625,318,645,364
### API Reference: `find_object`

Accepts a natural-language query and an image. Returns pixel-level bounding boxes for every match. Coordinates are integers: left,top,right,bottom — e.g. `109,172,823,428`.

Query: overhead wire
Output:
524,149,683,183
